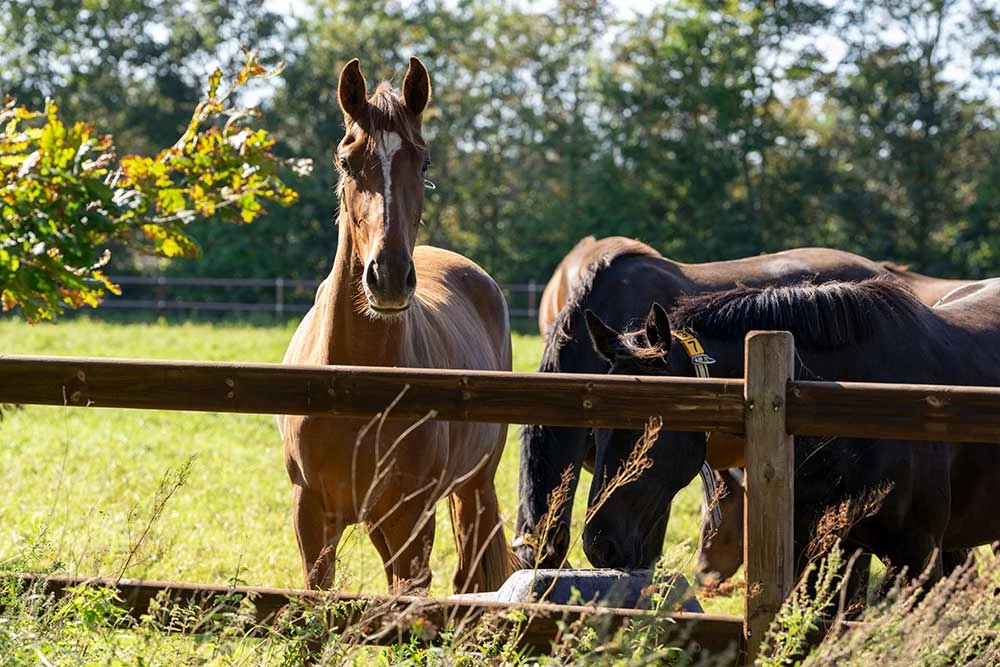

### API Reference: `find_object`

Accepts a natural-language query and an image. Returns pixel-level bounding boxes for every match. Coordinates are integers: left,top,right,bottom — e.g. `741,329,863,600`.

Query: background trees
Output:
0,55,304,321
2,0,998,302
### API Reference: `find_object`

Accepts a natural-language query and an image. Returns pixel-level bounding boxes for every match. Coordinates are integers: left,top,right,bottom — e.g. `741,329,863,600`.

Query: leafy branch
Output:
0,50,312,322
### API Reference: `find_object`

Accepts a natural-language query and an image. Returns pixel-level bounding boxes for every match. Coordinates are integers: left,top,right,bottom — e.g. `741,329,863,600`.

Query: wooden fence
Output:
101,276,545,320
2,333,999,664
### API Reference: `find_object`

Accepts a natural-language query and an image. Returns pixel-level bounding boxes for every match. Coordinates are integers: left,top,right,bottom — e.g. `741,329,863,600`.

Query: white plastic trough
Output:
452,568,703,612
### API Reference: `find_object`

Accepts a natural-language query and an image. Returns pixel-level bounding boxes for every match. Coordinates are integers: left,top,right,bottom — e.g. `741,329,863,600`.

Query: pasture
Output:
0,318,728,610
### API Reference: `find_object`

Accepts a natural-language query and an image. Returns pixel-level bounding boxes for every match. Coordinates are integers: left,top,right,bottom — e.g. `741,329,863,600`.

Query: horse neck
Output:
320,210,407,366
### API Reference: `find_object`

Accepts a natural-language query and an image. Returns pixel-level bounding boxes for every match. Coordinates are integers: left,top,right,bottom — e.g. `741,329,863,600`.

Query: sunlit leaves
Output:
0,51,312,322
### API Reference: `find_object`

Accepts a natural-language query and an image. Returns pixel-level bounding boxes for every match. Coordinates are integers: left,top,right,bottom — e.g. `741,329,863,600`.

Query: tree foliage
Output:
1,0,998,299
0,53,307,322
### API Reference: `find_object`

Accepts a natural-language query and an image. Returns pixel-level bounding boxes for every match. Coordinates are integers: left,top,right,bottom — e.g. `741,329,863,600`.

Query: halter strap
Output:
671,328,716,378
671,329,723,532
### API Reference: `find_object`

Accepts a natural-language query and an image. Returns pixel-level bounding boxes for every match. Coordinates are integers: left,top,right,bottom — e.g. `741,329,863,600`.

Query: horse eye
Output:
338,156,352,176
421,158,431,174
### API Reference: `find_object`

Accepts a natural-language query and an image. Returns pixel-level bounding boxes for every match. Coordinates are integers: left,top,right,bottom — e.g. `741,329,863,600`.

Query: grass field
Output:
0,317,738,615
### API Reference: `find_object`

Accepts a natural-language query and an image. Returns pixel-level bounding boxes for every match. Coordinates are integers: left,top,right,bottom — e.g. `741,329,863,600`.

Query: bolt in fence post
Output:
743,330,795,666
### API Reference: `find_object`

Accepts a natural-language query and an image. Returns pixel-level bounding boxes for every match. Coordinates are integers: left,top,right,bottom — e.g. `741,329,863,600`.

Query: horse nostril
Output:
364,260,379,290
405,260,416,291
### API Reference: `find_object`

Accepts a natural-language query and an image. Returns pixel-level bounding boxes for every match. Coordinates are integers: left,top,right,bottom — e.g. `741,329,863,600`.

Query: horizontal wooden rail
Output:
0,355,745,432
788,380,1000,443
5,355,1000,441
13,574,745,656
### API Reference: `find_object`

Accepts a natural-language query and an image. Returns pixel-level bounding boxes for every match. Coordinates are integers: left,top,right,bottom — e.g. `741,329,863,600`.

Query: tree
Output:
0,54,308,322
820,0,1000,274
0,0,285,155
232,0,618,283
592,0,836,261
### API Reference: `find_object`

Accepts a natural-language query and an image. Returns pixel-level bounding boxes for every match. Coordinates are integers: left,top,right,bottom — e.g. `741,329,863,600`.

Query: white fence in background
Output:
102,276,544,320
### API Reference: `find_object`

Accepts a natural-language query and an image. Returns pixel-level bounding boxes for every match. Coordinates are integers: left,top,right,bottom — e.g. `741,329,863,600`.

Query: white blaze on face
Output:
375,131,403,234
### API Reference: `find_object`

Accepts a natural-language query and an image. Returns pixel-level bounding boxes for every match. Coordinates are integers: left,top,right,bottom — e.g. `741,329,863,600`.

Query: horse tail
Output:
477,504,517,592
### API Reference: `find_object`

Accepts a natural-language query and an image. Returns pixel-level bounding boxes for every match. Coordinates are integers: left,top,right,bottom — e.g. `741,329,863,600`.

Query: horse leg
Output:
792,540,871,619
451,473,513,594
878,530,944,590
942,549,974,577
292,484,344,589
839,551,872,618
365,523,398,591
377,497,437,595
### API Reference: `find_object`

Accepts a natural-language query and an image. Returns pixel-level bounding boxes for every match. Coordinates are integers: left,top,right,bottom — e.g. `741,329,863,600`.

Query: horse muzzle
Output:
363,256,416,313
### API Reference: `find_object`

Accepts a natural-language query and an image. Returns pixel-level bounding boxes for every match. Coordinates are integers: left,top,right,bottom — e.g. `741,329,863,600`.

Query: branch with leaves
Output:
0,51,312,322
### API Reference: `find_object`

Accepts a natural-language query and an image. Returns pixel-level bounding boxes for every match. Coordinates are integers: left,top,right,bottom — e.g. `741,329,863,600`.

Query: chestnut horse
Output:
278,58,513,594
537,236,664,337
515,246,896,569
879,261,973,305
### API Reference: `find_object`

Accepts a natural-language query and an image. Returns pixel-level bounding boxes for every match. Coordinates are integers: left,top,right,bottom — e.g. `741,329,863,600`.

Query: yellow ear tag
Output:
671,329,716,366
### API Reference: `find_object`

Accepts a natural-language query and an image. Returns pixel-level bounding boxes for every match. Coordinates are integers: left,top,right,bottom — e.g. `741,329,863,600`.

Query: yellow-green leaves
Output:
0,51,311,322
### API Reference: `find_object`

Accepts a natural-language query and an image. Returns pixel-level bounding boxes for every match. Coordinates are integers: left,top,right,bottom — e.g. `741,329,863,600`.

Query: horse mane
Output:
545,238,662,359
345,81,428,152
669,278,929,350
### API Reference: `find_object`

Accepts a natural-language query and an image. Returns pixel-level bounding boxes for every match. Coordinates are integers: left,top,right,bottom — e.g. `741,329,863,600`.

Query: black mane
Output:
669,278,929,350
541,239,660,369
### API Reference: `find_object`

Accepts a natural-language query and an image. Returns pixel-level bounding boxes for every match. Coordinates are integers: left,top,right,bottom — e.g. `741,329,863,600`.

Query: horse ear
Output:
645,302,672,348
338,58,368,119
402,56,431,116
585,309,621,362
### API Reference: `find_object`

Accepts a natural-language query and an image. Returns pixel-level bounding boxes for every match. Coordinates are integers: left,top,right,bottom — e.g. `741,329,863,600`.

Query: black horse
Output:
514,244,897,568
582,278,1000,580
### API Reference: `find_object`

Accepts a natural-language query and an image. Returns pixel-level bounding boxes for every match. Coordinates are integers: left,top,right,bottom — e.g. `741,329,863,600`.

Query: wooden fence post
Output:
743,331,795,665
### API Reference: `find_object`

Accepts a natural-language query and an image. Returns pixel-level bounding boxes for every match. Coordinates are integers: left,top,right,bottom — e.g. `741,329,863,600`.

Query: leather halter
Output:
671,329,723,532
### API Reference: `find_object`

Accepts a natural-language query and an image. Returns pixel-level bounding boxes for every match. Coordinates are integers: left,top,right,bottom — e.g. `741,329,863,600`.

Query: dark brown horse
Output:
278,58,513,594
537,236,663,337
695,265,977,586
515,246,896,569
583,278,1000,581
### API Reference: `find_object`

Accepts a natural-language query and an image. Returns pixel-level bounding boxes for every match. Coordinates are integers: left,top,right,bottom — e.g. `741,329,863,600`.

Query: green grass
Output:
0,317,739,614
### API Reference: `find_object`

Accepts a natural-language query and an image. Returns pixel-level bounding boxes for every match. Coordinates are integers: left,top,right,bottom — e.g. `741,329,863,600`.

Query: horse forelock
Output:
344,82,427,152
669,277,929,350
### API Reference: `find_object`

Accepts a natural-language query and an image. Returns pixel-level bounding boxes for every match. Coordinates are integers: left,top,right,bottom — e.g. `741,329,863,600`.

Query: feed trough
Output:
453,569,703,612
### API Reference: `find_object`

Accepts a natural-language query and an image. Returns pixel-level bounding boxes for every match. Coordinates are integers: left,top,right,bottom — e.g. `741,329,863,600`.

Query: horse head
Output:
582,303,706,569
335,57,431,315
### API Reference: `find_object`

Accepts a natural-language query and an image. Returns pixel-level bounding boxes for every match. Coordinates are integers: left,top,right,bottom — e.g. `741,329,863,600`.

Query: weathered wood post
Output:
743,331,795,665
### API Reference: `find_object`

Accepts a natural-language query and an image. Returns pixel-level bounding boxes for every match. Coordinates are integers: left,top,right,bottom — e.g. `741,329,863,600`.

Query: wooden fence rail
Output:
2,334,999,665
0,355,746,432
1,354,998,440
13,574,746,656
